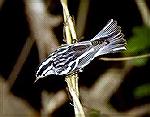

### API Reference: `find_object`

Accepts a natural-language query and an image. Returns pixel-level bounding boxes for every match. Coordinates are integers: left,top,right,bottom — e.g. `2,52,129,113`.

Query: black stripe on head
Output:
36,60,53,77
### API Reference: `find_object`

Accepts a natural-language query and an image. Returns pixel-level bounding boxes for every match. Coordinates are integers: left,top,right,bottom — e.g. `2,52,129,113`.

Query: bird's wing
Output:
70,42,96,70
51,42,93,74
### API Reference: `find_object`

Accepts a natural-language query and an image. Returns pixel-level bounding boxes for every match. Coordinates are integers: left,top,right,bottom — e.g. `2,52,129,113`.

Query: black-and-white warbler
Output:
35,19,126,81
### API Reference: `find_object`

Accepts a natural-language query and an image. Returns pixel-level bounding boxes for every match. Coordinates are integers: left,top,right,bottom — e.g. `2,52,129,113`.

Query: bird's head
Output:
35,60,55,83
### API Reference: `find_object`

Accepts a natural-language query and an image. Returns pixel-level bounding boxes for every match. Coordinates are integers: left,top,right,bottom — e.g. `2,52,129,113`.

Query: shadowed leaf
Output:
134,84,150,98
125,26,150,66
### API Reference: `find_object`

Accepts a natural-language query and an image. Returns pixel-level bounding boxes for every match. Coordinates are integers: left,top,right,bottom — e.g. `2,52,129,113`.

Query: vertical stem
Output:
60,0,85,116
76,0,90,38
135,0,150,27
61,0,77,40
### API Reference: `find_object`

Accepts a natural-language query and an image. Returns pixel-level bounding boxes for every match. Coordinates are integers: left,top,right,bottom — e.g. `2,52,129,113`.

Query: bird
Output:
35,19,126,82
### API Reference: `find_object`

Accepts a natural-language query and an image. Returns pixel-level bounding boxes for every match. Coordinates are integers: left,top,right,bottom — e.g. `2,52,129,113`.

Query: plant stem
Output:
60,0,85,116
135,0,150,27
100,53,150,61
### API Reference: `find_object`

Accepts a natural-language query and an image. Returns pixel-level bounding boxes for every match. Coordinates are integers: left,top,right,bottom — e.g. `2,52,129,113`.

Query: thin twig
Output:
100,53,150,61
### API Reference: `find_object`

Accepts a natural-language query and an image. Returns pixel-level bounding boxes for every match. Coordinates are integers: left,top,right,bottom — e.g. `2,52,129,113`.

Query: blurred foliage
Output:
134,83,150,99
88,109,101,117
130,58,148,66
125,26,150,66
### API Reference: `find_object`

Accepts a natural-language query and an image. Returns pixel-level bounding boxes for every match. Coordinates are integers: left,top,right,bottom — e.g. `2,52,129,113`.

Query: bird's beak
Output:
33,76,43,84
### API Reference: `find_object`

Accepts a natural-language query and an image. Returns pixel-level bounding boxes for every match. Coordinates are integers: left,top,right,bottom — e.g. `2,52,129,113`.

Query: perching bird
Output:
35,19,126,82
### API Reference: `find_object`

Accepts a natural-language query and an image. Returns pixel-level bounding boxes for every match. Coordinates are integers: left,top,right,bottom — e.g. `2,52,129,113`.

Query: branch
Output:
80,65,135,116
80,68,126,115
135,0,150,27
99,53,150,61
0,0,4,9
7,0,62,88
61,0,77,43
41,90,67,116
8,37,34,88
126,104,150,117
25,0,61,60
0,77,39,116
76,0,90,38
60,0,85,116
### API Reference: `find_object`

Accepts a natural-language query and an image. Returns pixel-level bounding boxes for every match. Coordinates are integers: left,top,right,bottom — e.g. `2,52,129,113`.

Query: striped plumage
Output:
35,19,126,81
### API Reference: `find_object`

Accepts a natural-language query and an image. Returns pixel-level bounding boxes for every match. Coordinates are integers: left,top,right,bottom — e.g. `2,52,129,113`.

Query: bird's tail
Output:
90,19,126,58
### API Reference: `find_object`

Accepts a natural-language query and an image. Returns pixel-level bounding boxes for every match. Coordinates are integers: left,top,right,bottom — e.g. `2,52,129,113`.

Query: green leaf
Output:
134,84,150,99
131,57,148,66
127,26,150,54
124,26,150,66
88,109,101,117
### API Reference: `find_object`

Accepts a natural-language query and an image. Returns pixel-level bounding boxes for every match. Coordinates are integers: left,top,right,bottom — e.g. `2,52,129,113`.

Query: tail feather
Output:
90,19,126,57
91,19,121,40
